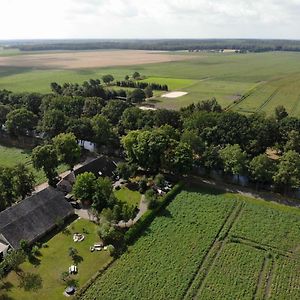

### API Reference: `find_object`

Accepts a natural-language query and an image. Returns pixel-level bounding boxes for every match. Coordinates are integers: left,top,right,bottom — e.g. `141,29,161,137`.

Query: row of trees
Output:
50,78,149,102
116,80,168,91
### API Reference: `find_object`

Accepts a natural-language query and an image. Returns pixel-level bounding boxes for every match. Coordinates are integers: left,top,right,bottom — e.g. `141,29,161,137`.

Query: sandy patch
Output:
139,106,157,111
0,50,195,70
161,91,188,98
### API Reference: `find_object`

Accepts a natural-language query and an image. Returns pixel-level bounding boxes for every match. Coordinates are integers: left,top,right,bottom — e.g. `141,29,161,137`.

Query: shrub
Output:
125,182,183,244
145,189,158,209
139,177,148,193
107,245,116,256
154,174,165,188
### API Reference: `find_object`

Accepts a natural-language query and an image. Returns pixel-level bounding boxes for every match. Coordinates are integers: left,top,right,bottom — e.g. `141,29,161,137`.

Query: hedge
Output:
74,258,116,299
124,182,184,244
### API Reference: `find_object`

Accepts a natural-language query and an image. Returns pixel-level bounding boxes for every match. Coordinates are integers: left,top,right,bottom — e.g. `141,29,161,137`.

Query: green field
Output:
0,144,68,185
1,51,300,114
81,187,300,300
1,219,112,300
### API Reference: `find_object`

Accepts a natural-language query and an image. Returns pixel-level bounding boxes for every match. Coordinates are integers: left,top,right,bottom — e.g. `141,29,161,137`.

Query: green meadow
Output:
1,51,300,114
0,145,68,185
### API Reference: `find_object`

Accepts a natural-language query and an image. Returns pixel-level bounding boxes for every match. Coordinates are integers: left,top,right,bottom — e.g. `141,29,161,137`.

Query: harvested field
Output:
0,50,195,70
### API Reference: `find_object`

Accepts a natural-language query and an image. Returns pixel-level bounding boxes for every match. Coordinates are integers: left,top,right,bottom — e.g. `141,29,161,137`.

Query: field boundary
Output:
225,83,261,111
255,88,280,113
253,256,274,300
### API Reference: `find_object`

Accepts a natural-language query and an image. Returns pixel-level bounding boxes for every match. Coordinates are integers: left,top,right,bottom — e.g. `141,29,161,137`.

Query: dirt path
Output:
133,195,148,223
184,176,300,208
34,163,84,192
117,194,148,228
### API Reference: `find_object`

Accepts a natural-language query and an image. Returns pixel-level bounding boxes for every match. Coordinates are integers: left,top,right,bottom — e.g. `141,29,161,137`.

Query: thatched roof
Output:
0,187,74,249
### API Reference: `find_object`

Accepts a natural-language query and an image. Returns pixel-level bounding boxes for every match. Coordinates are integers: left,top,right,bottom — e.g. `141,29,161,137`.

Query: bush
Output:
154,174,165,188
98,222,123,245
145,189,158,209
139,177,148,193
107,244,116,256
125,182,183,244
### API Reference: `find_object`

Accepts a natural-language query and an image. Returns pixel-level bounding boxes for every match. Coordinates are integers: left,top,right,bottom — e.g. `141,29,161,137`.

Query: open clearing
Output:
0,50,195,70
1,51,300,114
161,91,188,98
81,187,300,300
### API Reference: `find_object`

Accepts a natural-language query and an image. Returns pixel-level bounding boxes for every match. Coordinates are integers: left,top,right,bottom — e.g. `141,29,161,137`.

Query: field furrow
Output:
183,202,244,300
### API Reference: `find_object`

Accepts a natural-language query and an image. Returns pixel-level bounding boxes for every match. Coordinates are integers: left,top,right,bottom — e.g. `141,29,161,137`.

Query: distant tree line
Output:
5,39,300,52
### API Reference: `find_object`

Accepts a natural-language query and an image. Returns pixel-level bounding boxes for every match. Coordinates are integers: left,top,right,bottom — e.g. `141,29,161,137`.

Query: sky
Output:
1,0,300,40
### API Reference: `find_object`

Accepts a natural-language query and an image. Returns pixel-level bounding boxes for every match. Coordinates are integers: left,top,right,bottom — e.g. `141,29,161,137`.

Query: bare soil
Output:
161,91,188,98
0,50,194,70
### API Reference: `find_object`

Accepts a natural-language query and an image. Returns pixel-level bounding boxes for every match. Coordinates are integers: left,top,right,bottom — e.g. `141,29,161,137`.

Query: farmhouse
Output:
57,156,119,193
0,187,74,258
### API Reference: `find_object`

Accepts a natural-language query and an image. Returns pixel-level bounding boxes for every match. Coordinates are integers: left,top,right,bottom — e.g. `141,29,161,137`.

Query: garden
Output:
0,219,112,300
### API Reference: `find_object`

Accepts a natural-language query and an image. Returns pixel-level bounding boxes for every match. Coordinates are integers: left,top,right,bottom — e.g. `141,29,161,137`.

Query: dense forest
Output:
3,39,300,52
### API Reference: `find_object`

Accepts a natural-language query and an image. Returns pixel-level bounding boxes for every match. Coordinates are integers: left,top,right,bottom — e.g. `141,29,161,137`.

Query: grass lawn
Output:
0,144,68,185
141,76,197,90
1,218,112,300
114,187,141,207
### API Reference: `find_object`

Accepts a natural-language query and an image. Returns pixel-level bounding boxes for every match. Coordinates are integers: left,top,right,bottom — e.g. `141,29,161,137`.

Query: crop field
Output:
0,144,67,185
81,187,300,300
1,50,300,114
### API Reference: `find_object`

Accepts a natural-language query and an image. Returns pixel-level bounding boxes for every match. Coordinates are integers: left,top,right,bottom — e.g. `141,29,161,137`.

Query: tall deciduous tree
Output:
72,172,96,203
5,108,37,136
127,89,146,103
92,177,113,212
0,166,15,207
13,164,35,199
53,133,81,170
32,144,59,186
102,74,114,85
101,100,131,125
91,115,112,146
40,109,67,138
273,150,300,193
284,130,300,153
249,154,277,188
219,144,247,181
163,142,193,174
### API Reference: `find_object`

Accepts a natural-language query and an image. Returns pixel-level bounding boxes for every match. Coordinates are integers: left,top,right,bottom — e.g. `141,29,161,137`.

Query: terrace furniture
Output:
94,243,103,251
69,265,78,274
73,233,85,242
